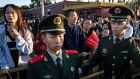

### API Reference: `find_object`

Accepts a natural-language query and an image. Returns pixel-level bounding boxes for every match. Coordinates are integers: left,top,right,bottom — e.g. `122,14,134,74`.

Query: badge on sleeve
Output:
71,67,74,72
102,48,107,53
102,48,107,56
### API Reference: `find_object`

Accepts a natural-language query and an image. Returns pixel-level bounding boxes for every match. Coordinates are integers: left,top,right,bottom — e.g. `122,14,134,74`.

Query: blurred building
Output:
0,1,126,19
63,2,126,18
22,1,89,19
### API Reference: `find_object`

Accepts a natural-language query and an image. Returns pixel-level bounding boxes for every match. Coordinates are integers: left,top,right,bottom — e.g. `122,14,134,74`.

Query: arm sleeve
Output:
81,41,102,74
0,32,15,69
79,27,87,52
15,29,33,55
127,37,140,67
124,24,133,39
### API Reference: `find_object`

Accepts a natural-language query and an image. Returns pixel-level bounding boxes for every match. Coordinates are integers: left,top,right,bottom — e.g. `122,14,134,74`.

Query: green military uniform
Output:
81,6,140,79
28,50,79,79
27,14,79,79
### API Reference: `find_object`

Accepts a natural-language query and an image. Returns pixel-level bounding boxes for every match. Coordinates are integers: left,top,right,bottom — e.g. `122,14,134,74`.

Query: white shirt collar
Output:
113,34,124,43
47,49,63,63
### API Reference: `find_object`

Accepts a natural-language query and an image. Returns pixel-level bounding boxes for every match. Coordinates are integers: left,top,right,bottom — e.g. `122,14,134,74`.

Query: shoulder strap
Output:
65,50,78,54
29,54,45,64
5,27,15,41
6,30,15,41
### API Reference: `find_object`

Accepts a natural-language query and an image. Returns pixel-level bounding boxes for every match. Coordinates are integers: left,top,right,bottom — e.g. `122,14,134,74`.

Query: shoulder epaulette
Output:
65,50,78,54
29,54,45,64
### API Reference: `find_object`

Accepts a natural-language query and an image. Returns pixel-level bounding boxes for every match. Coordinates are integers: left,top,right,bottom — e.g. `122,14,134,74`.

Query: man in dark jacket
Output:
64,10,88,66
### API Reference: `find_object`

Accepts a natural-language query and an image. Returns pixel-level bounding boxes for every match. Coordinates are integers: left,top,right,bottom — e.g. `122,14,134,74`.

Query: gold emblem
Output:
115,8,121,13
54,17,61,24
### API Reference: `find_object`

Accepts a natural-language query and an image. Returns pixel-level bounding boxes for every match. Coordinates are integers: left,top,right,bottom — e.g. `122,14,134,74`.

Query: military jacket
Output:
27,50,79,79
81,35,140,79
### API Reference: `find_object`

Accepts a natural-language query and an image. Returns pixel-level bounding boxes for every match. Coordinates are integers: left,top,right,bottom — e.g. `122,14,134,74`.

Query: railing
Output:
80,70,104,79
0,66,27,79
0,66,140,79
80,68,140,79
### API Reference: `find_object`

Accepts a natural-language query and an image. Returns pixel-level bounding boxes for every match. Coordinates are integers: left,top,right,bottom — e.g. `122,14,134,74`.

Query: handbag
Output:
85,32,99,48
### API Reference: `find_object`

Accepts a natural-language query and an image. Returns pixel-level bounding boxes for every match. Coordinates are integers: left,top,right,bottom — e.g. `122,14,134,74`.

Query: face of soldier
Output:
68,11,78,27
83,19,92,33
43,33,64,53
111,20,127,37
5,6,18,24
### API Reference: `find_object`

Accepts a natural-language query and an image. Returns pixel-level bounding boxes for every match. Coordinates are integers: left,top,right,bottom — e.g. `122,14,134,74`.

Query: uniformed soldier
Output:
27,14,79,79
80,6,140,79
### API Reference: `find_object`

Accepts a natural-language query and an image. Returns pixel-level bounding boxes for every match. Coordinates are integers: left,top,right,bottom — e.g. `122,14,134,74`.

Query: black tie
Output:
115,38,120,44
56,58,63,74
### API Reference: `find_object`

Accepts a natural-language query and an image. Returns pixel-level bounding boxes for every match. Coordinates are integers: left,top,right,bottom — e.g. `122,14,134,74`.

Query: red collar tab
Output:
65,50,78,54
29,54,45,64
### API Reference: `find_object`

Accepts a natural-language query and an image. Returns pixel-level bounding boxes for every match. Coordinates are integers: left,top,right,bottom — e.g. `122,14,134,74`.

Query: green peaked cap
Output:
109,6,134,21
38,14,68,34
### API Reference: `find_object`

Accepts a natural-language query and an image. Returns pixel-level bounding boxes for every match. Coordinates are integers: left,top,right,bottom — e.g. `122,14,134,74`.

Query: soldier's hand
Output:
81,52,89,57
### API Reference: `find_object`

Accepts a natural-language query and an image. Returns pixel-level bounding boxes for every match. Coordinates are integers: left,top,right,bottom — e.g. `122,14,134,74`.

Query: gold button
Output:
124,57,127,59
113,56,115,59
112,64,115,66
112,71,114,74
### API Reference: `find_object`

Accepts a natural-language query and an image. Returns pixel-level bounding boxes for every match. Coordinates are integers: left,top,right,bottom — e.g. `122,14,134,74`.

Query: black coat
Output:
81,35,140,79
28,50,79,79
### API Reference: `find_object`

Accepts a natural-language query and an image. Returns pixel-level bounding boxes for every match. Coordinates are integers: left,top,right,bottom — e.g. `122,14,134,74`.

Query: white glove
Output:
124,24,133,39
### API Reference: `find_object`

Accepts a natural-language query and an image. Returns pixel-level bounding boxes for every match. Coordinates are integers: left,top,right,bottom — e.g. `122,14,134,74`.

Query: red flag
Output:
85,32,99,48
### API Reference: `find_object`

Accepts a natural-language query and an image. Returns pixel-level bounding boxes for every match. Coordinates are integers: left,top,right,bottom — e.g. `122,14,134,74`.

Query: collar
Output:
113,34,124,42
47,49,63,62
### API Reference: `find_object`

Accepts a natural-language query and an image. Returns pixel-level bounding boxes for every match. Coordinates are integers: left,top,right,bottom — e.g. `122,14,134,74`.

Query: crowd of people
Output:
0,3,140,79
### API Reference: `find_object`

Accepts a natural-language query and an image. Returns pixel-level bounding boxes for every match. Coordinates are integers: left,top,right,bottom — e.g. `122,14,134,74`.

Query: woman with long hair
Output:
3,4,33,79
